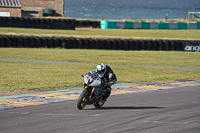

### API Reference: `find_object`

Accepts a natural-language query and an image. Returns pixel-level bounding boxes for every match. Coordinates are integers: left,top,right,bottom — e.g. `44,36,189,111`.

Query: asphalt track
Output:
0,58,200,132
0,85,200,133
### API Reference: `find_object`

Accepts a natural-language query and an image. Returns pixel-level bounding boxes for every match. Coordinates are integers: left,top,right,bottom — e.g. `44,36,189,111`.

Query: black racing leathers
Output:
89,65,116,100
89,65,117,87
104,65,117,87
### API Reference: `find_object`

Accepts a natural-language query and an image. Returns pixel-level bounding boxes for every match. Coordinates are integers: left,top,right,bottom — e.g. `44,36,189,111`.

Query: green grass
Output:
0,48,200,92
1,27,200,93
1,27,200,40
1,61,199,92
0,48,200,67
0,62,93,91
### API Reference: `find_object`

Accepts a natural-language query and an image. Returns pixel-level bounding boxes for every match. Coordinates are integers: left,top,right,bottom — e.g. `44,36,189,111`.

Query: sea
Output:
64,0,200,20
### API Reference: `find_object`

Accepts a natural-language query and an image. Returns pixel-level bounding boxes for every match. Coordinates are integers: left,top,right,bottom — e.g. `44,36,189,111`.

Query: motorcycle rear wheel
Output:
77,89,89,110
94,99,105,108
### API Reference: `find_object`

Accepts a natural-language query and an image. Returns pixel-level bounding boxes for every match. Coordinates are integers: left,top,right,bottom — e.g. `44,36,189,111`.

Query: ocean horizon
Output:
64,0,200,20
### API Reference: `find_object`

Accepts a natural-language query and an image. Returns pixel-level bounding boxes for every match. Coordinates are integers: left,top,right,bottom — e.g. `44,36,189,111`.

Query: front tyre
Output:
77,89,89,110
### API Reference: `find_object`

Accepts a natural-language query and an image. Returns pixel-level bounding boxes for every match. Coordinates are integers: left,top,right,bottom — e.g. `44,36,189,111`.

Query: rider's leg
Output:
103,87,111,100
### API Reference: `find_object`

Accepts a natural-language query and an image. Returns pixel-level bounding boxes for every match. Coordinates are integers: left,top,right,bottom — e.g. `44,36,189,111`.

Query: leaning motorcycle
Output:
77,72,109,110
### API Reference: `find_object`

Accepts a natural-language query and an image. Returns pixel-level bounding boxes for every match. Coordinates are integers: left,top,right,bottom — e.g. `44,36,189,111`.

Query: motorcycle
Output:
77,71,109,110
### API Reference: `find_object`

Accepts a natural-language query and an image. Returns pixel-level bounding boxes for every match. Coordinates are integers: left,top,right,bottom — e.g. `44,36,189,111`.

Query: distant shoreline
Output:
41,16,200,22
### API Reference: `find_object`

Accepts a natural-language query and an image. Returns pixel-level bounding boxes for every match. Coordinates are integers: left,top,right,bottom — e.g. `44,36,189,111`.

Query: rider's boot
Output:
103,87,111,101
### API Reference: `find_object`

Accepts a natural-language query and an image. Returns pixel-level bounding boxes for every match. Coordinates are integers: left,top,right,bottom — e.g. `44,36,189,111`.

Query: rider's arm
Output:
107,72,117,87
106,65,117,87
88,69,96,75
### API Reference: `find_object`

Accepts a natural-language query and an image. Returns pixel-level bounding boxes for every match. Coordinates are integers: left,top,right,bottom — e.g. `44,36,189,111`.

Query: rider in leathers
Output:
89,63,117,100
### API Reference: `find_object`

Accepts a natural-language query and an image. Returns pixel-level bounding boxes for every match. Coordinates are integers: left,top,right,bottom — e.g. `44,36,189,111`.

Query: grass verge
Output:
1,27,200,40
0,48,200,92
0,48,200,67
0,61,199,92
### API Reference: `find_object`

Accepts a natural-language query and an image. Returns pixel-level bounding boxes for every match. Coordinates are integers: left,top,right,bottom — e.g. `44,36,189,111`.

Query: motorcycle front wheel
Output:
77,89,89,110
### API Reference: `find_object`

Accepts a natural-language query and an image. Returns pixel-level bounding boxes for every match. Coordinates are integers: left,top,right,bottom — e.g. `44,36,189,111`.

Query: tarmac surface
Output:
0,84,200,133
1,78,200,110
0,58,200,132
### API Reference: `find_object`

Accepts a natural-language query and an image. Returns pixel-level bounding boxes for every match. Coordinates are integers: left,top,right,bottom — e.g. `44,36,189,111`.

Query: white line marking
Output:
9,112,100,117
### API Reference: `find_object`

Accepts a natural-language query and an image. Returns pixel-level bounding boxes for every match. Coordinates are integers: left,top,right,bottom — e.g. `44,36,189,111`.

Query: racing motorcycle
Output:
77,71,109,110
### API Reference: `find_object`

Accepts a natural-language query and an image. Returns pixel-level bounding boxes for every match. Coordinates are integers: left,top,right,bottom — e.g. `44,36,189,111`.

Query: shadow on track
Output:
85,106,165,110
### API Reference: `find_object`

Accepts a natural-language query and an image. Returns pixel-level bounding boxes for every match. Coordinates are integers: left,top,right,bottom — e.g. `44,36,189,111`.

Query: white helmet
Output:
96,63,106,78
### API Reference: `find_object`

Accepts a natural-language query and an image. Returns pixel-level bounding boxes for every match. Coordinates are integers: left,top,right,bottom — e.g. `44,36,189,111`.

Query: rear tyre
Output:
77,89,89,110
94,98,106,108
